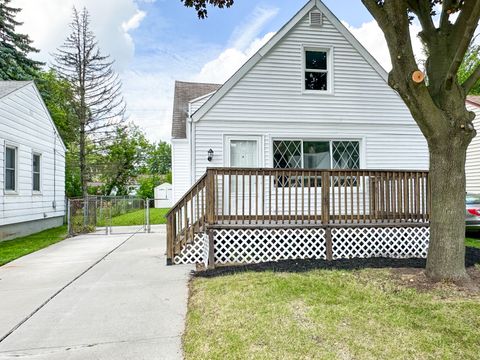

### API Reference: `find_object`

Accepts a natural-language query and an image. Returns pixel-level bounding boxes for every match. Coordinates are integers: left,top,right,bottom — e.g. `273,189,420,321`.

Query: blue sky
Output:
14,0,398,142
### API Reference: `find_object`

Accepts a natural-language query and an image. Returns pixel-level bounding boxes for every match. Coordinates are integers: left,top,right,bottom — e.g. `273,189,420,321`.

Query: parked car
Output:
466,193,480,231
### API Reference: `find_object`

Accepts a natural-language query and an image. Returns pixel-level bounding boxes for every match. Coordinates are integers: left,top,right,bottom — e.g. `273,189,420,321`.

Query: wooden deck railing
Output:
166,168,430,263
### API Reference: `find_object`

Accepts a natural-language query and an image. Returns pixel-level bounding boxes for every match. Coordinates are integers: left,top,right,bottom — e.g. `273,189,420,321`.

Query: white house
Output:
466,96,480,194
0,81,66,241
154,183,173,208
171,0,430,203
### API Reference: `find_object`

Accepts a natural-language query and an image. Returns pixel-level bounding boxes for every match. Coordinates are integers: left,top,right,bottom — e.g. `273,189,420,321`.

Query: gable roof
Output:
191,0,389,122
171,81,221,139
0,81,31,99
467,95,480,108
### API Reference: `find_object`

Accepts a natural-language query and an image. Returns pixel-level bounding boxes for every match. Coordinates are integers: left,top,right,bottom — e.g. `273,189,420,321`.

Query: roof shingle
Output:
171,81,221,139
0,81,32,99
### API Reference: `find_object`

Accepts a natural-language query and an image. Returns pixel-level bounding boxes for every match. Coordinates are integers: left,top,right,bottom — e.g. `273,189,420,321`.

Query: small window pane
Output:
303,141,330,169
305,72,327,91
332,141,360,169
273,141,302,168
33,154,40,172
306,51,327,70
33,173,40,191
6,147,15,169
6,169,15,191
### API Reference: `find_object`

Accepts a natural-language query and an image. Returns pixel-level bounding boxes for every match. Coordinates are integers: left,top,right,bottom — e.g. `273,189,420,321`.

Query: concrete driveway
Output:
0,225,194,359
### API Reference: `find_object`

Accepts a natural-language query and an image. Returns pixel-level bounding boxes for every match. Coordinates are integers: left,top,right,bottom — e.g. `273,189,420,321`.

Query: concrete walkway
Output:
0,225,193,359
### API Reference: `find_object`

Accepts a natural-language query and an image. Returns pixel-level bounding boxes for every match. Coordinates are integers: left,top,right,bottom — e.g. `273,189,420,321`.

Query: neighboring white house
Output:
466,96,480,194
0,81,66,241
171,0,431,203
154,183,173,208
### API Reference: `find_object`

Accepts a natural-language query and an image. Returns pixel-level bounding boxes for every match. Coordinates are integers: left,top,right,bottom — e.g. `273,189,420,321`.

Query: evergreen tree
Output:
0,0,42,79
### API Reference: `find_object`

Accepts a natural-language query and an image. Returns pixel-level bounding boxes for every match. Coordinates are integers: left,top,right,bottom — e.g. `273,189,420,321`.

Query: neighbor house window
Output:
33,154,41,192
305,50,329,91
5,146,16,191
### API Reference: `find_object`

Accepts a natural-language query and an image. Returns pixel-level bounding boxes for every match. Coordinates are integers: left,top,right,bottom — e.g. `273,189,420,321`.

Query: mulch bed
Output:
195,246,480,279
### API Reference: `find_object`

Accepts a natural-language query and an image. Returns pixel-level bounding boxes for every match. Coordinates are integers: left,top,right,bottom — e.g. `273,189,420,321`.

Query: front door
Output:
225,137,261,218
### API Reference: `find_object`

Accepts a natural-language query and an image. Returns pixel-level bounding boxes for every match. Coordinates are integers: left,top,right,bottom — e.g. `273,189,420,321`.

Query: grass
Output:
465,232,480,249
185,238,480,360
0,226,68,266
97,208,169,227
185,269,480,360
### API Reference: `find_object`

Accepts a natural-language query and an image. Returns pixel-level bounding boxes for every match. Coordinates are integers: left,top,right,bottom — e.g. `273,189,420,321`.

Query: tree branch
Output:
462,63,480,94
439,0,454,30
446,1,480,86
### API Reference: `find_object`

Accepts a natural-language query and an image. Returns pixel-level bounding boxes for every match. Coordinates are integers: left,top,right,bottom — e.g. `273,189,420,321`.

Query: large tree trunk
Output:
426,136,469,281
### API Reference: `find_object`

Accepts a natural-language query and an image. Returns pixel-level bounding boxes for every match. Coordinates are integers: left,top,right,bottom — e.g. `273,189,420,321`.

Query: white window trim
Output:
4,144,18,195
302,45,334,95
271,137,363,169
224,135,263,168
32,152,42,195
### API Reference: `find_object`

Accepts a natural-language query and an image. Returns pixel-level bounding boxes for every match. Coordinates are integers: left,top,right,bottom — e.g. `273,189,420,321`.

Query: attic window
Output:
309,11,323,27
305,50,329,91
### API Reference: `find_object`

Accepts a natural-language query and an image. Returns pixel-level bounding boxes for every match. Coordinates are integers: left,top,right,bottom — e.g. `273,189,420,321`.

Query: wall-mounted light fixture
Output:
207,149,214,162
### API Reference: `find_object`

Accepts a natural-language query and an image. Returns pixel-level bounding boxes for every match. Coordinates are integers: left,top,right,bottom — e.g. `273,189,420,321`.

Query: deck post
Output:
206,169,216,225
208,228,215,269
166,212,176,265
321,171,330,224
325,226,333,261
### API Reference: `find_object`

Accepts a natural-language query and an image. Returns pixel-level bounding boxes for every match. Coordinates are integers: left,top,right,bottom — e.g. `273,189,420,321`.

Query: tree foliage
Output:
0,0,42,79
458,42,480,95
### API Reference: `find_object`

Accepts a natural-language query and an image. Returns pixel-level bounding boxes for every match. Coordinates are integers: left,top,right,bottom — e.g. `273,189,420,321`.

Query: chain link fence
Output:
67,196,146,236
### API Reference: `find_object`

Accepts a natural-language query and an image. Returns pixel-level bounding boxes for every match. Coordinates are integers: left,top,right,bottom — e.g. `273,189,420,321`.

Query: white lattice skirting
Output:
332,226,429,259
214,228,327,264
173,226,430,265
174,233,207,265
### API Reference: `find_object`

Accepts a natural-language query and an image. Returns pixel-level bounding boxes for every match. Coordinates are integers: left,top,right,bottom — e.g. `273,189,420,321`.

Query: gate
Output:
68,196,147,236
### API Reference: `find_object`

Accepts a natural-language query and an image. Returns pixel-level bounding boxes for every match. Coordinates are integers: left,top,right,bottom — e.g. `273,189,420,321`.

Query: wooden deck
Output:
166,168,430,266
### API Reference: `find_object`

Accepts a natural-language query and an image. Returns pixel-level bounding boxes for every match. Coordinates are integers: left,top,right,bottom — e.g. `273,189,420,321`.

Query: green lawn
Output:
0,226,68,266
185,267,480,360
465,236,480,249
97,208,169,227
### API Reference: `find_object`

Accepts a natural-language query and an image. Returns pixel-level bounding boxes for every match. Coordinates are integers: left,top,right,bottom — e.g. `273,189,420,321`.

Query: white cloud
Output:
230,6,279,51
342,20,425,72
12,0,146,71
122,10,146,32
195,32,275,84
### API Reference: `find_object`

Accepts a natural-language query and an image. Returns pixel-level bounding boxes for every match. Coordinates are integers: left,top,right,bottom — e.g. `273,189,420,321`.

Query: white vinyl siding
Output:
189,11,428,182
466,103,480,194
0,83,66,226
172,139,190,202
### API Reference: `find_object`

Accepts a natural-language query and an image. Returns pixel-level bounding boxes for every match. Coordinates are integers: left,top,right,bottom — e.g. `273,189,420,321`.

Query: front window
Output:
305,50,328,91
5,147,16,191
273,140,360,187
273,140,360,170
33,154,41,192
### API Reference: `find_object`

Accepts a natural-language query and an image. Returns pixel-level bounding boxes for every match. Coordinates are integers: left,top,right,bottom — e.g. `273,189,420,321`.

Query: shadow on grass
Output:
195,246,480,278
